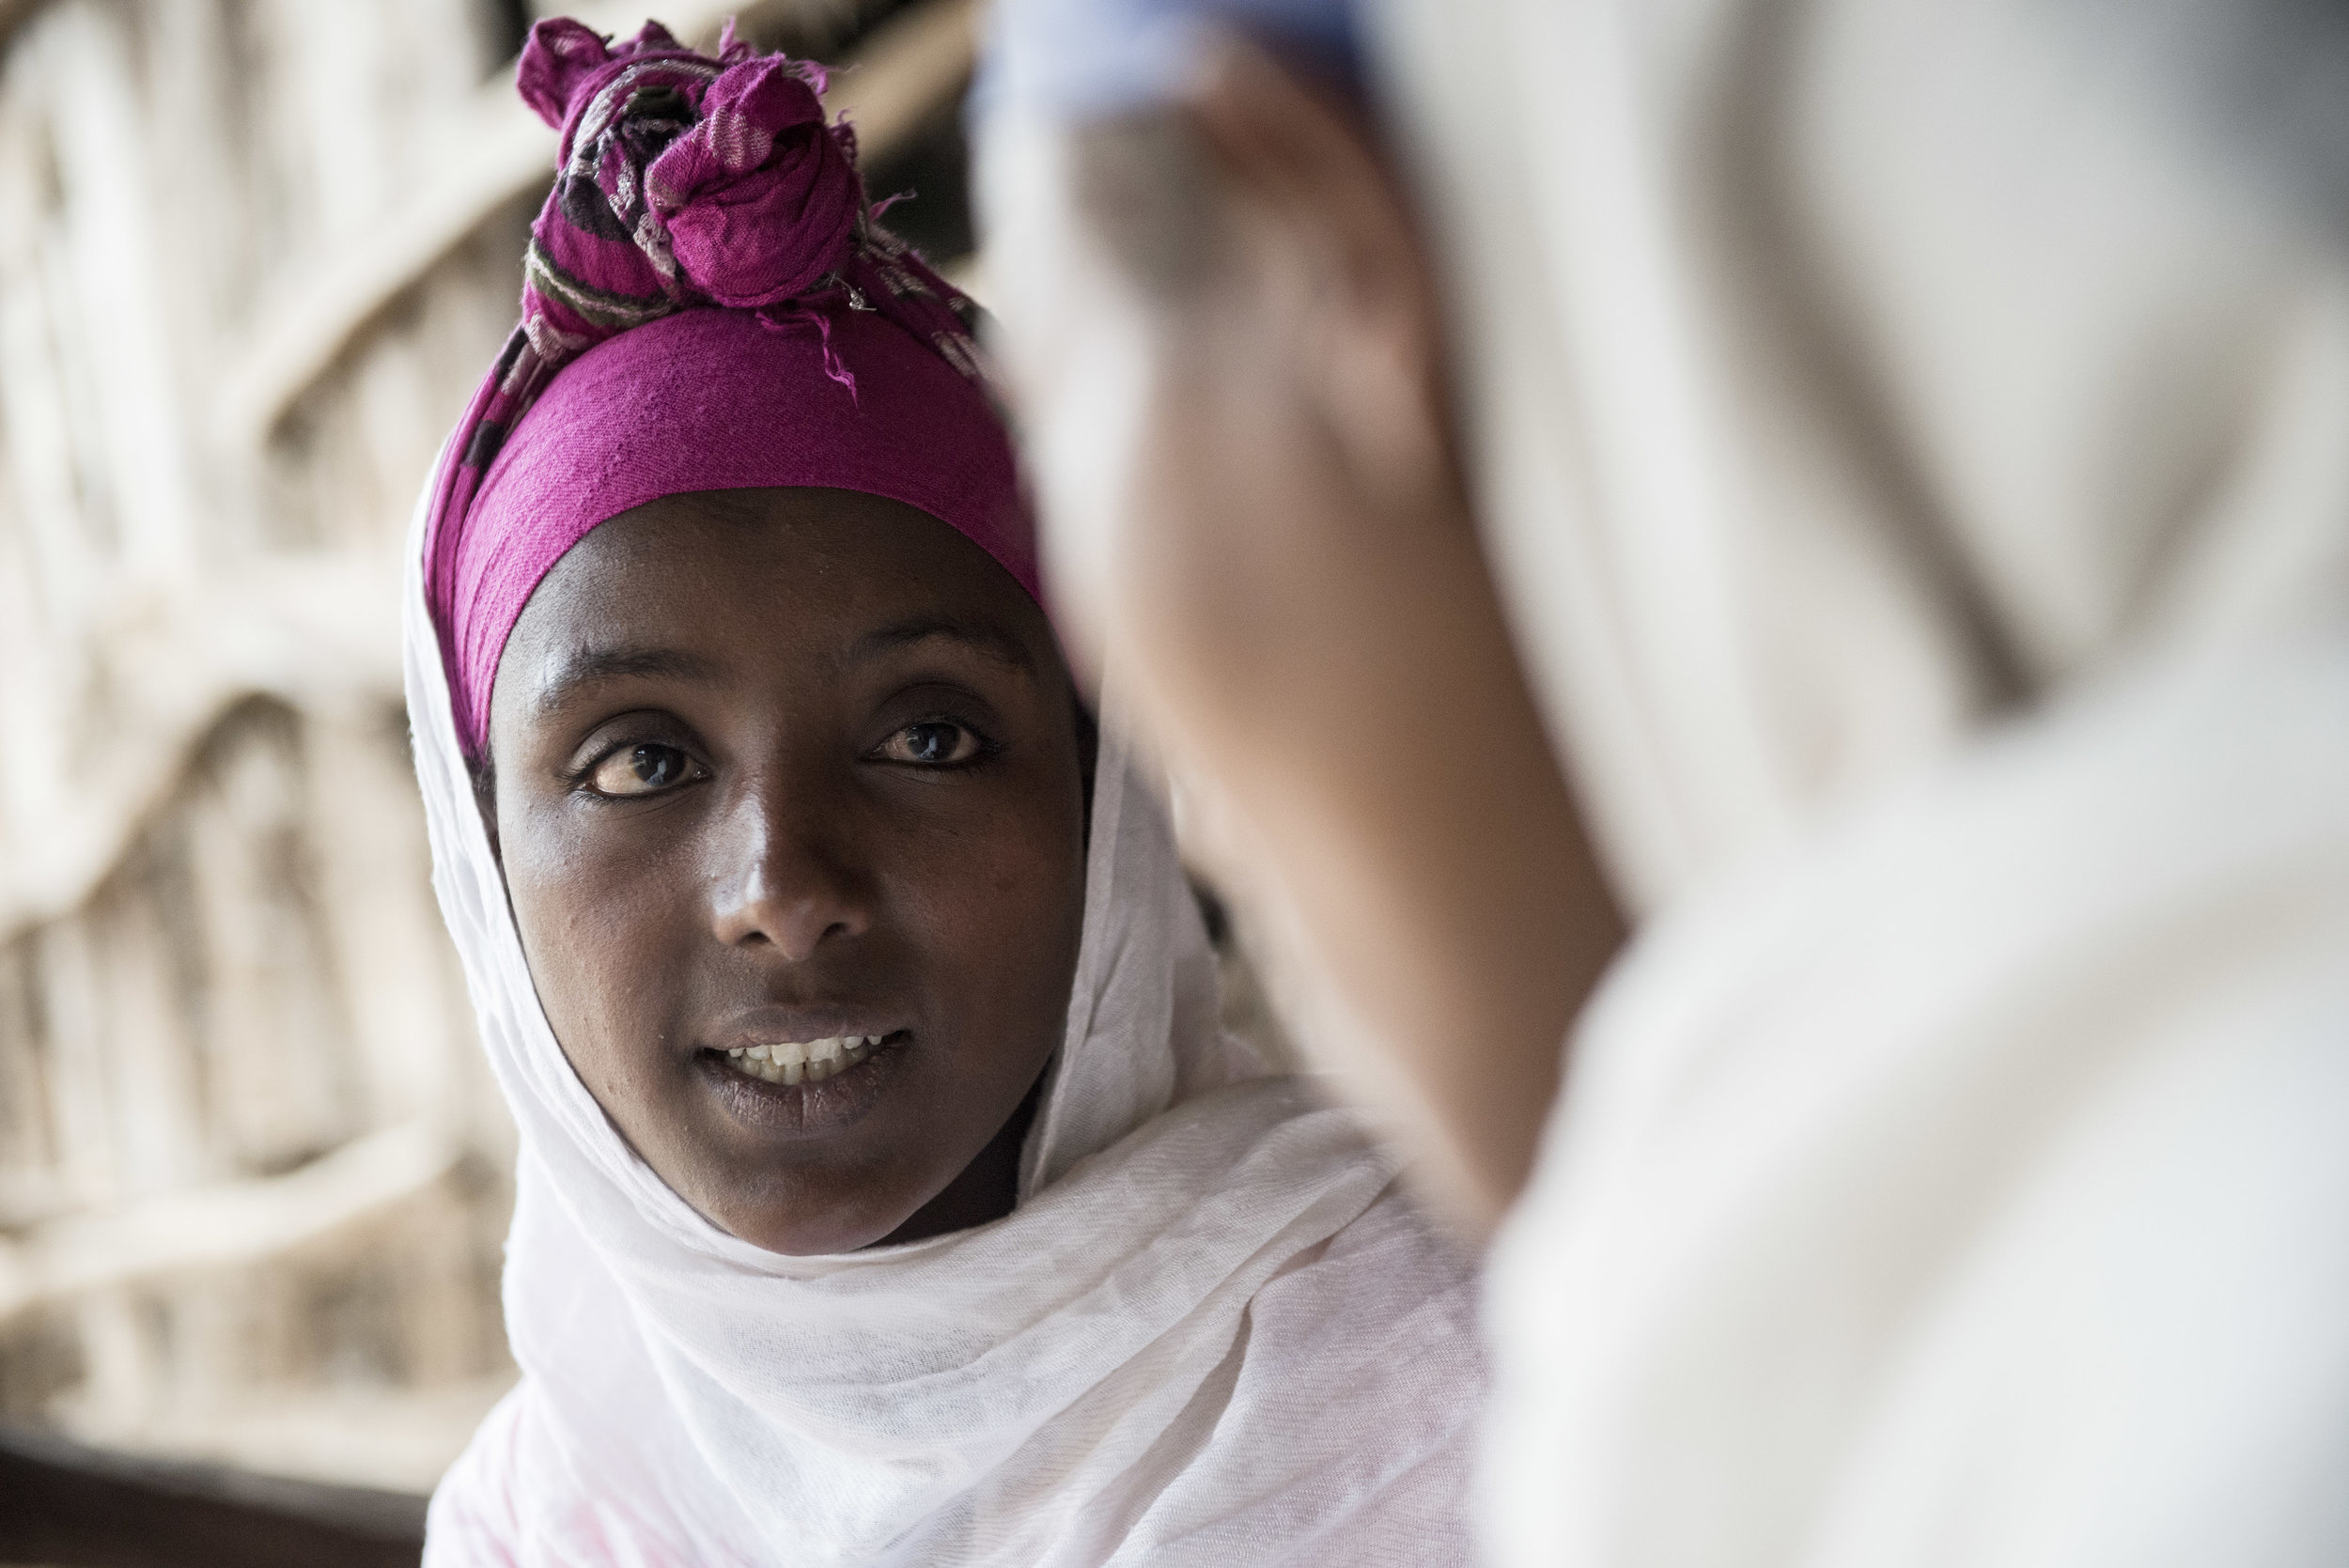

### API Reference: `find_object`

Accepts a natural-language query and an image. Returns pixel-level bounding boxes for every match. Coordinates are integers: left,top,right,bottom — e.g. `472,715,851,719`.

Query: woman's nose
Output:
706,772,872,961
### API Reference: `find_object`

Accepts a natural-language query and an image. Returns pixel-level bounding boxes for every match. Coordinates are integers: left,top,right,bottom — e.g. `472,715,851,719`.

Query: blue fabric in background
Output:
973,0,1361,121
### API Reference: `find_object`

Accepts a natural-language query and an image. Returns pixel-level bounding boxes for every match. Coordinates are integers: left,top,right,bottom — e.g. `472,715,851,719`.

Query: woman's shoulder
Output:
1253,1169,1484,1381
1122,1172,1486,1566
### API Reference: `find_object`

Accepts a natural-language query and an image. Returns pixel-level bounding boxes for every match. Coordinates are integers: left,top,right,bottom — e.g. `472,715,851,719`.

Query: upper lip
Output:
706,1005,908,1053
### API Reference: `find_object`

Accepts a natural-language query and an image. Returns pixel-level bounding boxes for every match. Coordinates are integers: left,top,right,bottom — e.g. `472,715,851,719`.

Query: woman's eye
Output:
881,721,984,767
588,743,701,797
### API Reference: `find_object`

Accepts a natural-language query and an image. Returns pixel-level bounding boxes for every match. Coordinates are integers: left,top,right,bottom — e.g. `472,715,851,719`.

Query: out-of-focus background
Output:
0,0,986,1513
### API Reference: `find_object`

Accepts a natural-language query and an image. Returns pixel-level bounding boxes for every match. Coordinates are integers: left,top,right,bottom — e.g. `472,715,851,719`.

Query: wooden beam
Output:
0,1121,459,1329
0,556,401,947
0,1421,426,1568
212,0,979,458
823,0,982,172
0,0,50,54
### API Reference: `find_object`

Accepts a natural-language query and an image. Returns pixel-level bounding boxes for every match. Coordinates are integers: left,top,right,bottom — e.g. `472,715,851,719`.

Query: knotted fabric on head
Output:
426,17,1032,760
516,17,862,341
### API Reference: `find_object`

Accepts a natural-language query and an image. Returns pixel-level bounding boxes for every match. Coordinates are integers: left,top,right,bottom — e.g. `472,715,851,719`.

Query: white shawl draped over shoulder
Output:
1366,0,2349,1562
400,474,1482,1566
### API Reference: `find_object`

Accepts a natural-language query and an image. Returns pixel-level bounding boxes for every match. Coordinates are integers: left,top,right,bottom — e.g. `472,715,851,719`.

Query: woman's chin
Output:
709,1186,918,1258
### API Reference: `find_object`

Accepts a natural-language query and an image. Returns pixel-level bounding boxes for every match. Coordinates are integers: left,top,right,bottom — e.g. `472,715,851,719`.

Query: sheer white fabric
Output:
401,478,1482,1566
1366,0,2349,1562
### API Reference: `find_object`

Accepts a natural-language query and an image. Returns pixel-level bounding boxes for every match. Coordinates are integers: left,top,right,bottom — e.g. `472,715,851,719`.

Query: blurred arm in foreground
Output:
982,20,1626,1236
982,0,2349,1563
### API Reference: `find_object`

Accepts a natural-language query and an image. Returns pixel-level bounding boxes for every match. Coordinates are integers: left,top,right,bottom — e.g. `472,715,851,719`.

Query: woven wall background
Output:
0,0,978,1490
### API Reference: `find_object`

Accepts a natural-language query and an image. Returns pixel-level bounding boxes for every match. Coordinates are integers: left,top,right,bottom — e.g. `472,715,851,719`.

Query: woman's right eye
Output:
587,743,702,798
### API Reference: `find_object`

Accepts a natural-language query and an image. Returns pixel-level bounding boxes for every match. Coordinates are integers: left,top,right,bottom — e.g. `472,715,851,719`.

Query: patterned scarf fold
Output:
430,17,988,620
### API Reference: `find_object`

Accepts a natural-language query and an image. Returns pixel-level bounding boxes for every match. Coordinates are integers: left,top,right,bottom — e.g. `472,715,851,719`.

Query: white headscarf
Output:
1365,0,2349,1562
401,471,1483,1566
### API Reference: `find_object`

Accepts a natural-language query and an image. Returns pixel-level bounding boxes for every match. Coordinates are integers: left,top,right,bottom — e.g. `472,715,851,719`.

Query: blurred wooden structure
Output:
0,0,980,1518
1,1420,427,1567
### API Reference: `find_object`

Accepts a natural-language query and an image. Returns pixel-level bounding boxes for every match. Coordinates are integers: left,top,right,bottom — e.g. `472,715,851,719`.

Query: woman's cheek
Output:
920,790,1080,1048
505,815,685,1075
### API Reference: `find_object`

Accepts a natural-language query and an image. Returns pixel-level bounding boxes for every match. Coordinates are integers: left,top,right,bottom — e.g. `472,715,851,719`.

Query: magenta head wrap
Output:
425,18,1035,760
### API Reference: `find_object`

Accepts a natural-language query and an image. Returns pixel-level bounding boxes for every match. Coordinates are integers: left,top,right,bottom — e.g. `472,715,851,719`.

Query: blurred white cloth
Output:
1480,630,2349,1568
1367,0,2349,1562
400,488,1483,1565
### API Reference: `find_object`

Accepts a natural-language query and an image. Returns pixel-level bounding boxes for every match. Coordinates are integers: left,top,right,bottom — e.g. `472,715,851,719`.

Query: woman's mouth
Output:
696,1029,912,1135
718,1032,893,1086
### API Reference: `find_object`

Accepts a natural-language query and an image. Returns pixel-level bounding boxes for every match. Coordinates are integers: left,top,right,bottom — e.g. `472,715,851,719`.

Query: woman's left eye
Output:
879,721,985,767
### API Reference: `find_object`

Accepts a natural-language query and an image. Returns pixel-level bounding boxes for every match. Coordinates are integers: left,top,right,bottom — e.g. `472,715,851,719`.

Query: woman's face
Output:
487,487,1087,1256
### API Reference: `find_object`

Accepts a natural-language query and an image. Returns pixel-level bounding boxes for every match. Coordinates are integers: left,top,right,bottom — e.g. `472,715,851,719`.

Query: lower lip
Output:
697,1032,910,1136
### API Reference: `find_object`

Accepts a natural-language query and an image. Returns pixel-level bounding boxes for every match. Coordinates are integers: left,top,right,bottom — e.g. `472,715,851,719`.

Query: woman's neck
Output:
874,1068,1048,1246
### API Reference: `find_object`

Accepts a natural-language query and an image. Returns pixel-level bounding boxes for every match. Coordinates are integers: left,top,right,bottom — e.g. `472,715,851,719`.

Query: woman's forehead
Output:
547,488,1026,617
496,488,1053,715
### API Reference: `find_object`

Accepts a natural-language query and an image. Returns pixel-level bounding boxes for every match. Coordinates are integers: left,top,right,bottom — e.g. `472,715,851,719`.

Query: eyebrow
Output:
850,617,1036,675
535,645,723,712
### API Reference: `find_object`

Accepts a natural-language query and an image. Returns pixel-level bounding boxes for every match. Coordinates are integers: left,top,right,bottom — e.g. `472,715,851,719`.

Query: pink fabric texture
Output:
514,17,864,349
425,17,1033,758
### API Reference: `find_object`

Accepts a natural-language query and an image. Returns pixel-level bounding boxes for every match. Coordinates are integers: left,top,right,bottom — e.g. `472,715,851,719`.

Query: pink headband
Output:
424,18,1035,760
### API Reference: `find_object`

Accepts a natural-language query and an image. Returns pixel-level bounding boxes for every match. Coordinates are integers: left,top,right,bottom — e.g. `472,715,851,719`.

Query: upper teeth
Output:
724,1034,884,1086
